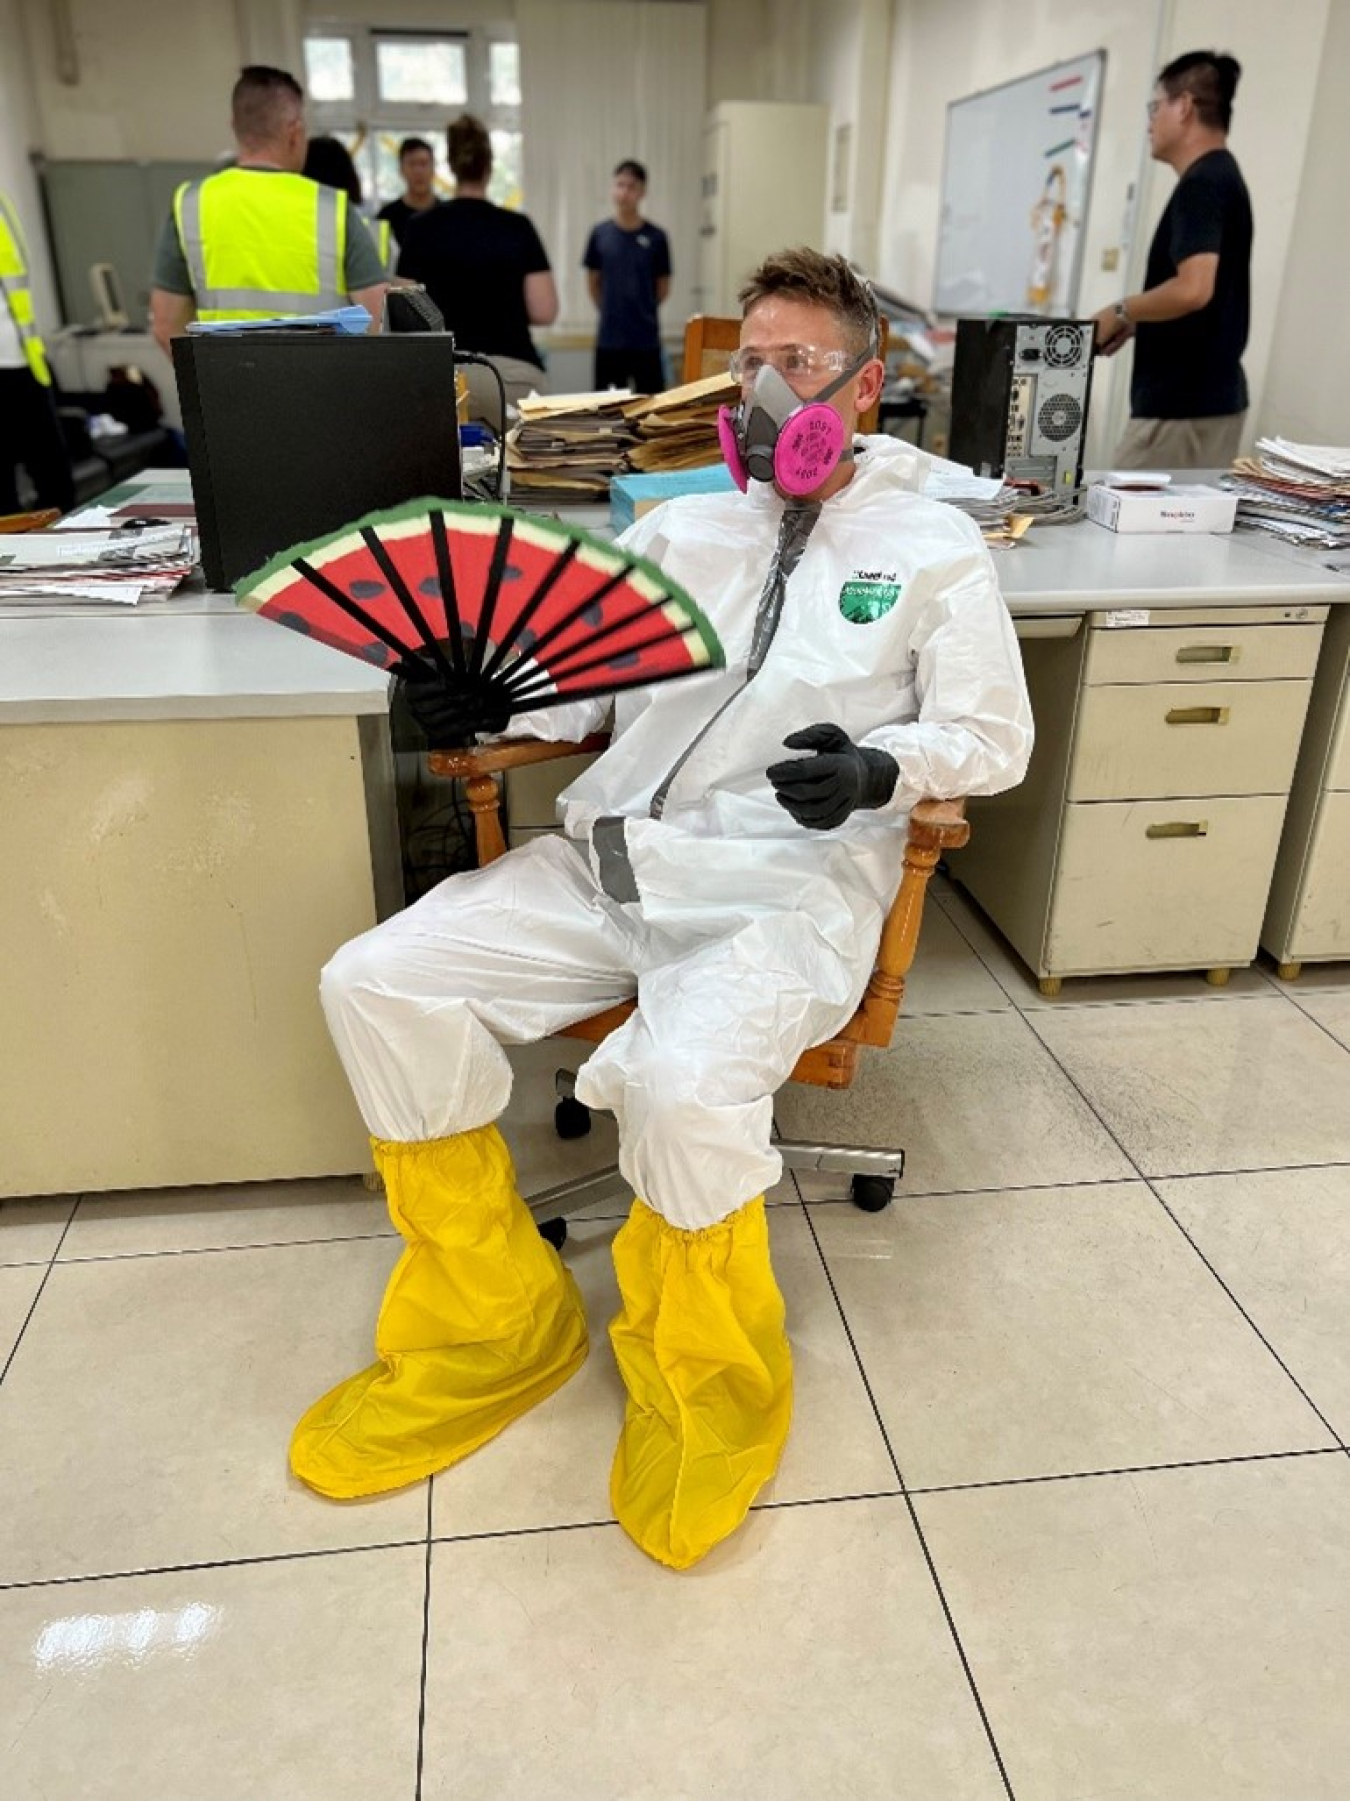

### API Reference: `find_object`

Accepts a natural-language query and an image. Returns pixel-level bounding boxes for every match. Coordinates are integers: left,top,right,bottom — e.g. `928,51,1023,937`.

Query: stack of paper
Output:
0,524,198,606
623,373,739,473
506,389,642,504
1224,439,1350,549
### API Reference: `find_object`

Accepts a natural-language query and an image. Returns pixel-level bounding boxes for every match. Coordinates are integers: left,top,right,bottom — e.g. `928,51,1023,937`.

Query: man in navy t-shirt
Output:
1092,50,1252,470
583,159,671,395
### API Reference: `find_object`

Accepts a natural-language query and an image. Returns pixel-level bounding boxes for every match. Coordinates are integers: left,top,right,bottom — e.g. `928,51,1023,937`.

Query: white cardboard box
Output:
1086,482,1238,534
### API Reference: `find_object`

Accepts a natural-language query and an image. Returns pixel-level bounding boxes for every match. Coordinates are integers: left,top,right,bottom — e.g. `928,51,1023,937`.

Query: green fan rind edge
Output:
232,495,726,671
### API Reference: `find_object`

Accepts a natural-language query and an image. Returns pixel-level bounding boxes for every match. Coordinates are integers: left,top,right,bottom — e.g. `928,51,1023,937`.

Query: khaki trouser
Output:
1113,412,1247,472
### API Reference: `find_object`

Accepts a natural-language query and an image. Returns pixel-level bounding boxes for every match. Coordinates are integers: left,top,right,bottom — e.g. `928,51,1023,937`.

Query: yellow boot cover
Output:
609,1196,792,1570
291,1125,588,1498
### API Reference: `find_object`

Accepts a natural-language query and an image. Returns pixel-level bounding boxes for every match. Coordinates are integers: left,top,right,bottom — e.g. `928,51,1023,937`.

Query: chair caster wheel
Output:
537,1216,568,1249
850,1175,895,1213
555,1096,592,1139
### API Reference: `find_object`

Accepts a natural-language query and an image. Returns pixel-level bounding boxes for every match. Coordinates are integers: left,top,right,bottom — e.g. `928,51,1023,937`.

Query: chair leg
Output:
554,1067,592,1139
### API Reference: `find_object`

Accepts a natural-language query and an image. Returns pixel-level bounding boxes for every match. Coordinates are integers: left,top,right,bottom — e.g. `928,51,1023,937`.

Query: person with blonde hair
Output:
396,114,558,417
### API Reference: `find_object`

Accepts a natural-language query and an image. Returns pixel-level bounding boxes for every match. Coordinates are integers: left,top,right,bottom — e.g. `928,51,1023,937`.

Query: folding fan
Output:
234,498,724,723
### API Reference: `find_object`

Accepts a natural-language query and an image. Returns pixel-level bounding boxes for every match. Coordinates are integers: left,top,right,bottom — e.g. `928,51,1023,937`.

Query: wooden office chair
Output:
681,314,890,434
427,736,968,1234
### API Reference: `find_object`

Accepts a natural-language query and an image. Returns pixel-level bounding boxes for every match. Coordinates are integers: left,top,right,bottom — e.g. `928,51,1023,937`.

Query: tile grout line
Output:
1015,1009,1350,1452
0,1196,81,1390
1273,982,1350,1059
0,1534,430,1595
901,1444,1346,1498
798,1192,1018,1801
414,1482,433,1801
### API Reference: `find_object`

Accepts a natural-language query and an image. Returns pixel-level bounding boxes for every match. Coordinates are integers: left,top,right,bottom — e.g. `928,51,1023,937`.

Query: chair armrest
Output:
426,734,610,782
427,735,611,866
908,796,970,851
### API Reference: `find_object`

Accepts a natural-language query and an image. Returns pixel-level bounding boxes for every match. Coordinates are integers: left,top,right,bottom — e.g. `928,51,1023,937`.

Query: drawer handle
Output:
1145,820,1209,839
1175,644,1239,665
1164,705,1230,725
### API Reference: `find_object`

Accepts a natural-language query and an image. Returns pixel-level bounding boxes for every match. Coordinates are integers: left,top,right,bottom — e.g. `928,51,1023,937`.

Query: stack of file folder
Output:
0,523,198,606
506,390,641,505
623,372,739,473
1224,439,1350,550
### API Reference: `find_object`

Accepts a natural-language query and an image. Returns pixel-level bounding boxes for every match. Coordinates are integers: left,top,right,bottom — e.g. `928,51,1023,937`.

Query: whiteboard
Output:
934,51,1105,318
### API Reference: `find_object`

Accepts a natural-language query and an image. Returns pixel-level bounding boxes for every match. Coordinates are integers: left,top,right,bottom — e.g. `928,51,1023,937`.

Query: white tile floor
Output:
3,878,1350,1799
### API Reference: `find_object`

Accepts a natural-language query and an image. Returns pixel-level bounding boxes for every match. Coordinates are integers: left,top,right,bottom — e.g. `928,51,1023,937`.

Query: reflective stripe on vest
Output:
376,217,395,277
173,171,347,320
0,194,52,385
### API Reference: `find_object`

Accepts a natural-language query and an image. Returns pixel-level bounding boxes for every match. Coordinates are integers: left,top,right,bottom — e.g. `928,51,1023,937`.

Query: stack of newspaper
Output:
1224,439,1350,549
624,372,739,473
0,523,198,606
506,390,641,505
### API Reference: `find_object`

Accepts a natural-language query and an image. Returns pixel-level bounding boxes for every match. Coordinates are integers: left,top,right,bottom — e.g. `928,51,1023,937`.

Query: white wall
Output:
808,0,891,274
19,0,245,161
1257,0,1350,443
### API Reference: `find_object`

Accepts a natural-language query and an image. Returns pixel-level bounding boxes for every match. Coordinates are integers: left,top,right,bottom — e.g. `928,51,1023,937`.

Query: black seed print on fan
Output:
359,526,453,681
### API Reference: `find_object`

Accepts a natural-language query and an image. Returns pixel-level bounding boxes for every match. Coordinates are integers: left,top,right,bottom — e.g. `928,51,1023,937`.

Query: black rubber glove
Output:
394,659,513,748
766,722,900,830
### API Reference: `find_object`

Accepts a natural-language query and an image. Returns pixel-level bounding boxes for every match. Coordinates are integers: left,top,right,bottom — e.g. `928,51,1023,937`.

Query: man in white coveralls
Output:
292,247,1033,1571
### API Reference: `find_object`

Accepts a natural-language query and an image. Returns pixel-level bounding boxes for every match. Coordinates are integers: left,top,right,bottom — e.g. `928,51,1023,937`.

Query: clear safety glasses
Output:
727,344,857,384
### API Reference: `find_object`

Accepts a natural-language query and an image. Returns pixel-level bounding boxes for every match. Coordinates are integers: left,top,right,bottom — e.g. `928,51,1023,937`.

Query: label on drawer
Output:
1103,609,1150,627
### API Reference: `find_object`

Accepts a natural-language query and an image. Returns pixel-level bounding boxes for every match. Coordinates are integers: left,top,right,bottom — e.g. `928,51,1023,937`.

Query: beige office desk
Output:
0,613,401,1198
957,524,1350,992
1261,598,1350,976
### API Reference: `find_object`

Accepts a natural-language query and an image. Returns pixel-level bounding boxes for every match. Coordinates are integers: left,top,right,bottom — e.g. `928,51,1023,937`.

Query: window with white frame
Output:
302,27,523,212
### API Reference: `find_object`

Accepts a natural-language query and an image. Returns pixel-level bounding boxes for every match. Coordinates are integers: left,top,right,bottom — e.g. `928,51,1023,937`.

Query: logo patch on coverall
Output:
838,573,901,623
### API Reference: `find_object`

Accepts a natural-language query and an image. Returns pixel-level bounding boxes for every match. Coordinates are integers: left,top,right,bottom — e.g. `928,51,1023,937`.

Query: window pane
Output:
375,38,466,106
489,43,521,107
489,131,523,209
304,36,354,104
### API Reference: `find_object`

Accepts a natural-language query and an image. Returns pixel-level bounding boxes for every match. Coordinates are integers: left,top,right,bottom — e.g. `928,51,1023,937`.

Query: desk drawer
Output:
1084,621,1323,686
1068,679,1311,801
1045,795,1288,973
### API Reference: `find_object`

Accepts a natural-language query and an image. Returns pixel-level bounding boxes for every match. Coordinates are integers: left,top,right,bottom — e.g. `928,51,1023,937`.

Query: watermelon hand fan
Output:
234,498,724,745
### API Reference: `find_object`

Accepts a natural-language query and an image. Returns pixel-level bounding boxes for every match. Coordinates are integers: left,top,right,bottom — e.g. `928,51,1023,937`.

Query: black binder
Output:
173,332,462,591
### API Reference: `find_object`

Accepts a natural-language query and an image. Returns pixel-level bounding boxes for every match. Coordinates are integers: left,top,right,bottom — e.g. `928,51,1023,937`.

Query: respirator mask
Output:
717,338,876,497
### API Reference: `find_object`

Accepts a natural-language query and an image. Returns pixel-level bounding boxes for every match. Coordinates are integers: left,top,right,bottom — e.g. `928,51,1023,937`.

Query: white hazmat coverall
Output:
293,434,1034,1567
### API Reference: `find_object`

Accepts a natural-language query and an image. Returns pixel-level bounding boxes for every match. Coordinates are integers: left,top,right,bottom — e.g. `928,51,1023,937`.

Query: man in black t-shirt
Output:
1093,51,1252,469
376,137,440,250
396,115,557,424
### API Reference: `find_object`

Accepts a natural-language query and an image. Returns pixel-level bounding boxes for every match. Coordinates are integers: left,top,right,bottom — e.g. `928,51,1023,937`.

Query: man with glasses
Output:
295,248,1032,1573
1093,51,1251,469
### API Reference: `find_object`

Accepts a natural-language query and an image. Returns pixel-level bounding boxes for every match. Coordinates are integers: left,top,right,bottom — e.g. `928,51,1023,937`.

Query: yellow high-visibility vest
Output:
0,191,52,386
172,167,350,321
376,217,395,278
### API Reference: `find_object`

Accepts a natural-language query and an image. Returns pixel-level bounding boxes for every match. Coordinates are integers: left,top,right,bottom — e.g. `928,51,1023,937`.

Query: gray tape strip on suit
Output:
572,503,821,904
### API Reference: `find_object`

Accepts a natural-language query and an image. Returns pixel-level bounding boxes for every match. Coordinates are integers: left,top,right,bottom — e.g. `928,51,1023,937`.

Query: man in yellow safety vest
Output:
0,189,75,515
149,65,388,353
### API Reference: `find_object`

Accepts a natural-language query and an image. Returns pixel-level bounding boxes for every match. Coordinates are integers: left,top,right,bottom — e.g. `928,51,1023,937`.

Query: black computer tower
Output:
949,316,1095,493
174,332,462,591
